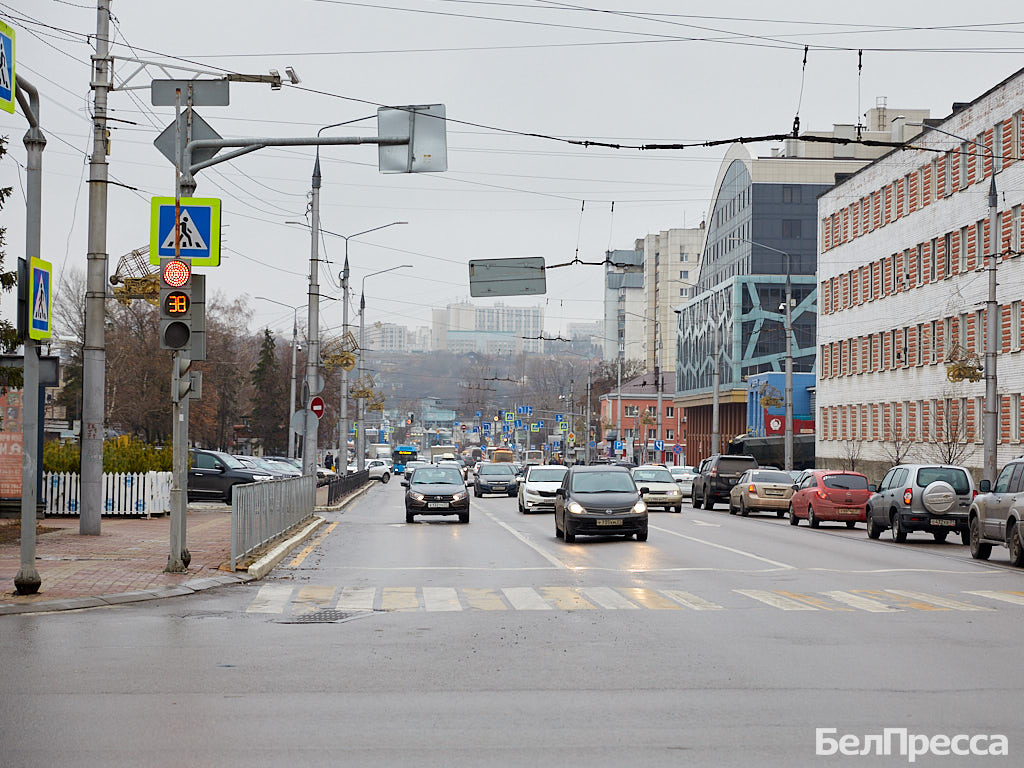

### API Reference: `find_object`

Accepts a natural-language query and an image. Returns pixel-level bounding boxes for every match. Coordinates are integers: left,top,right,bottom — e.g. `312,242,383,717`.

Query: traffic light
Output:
159,257,192,350
408,412,415,424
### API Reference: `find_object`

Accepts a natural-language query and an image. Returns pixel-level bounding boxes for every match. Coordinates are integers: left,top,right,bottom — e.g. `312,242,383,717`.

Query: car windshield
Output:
916,467,971,494
411,468,463,485
216,452,244,469
718,457,755,473
750,470,793,484
633,469,674,483
571,471,635,493
822,474,868,490
671,467,694,476
480,465,514,477
527,468,567,482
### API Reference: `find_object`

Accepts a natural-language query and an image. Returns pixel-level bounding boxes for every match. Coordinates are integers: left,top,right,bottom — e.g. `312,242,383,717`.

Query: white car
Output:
669,465,698,498
347,459,391,483
518,464,568,514
632,465,684,512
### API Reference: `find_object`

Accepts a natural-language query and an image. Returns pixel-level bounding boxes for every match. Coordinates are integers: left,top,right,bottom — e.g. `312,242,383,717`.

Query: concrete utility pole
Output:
80,0,112,535
711,327,721,456
13,77,45,596
586,370,592,465
302,158,322,477
655,320,663,465
784,270,794,471
340,255,349,463
616,349,623,458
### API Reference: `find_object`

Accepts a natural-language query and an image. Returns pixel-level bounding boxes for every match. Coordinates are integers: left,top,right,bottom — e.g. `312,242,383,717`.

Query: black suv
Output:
968,458,1024,566
188,448,274,503
691,454,759,510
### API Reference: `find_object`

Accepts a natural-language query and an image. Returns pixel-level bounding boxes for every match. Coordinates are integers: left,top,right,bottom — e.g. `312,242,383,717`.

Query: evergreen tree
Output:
250,328,285,453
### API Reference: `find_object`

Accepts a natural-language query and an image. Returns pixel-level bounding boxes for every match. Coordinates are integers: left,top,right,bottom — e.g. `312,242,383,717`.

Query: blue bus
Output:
391,445,419,473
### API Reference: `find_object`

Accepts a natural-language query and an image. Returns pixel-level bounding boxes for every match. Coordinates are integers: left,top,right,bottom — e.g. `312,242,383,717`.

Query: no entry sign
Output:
310,396,326,419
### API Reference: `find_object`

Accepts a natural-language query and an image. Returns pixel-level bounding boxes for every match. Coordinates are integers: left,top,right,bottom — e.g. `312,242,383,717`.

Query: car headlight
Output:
409,491,425,501
252,474,273,481
668,489,681,497
568,501,585,514
452,491,467,502
631,500,647,514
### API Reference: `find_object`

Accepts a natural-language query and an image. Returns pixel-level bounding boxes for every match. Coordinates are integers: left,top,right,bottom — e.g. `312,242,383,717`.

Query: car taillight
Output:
748,484,757,494
972,489,978,499
815,490,828,500
709,468,718,477
903,488,913,505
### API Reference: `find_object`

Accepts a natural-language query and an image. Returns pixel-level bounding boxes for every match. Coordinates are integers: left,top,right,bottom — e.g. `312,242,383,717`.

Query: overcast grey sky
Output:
2,0,1023,340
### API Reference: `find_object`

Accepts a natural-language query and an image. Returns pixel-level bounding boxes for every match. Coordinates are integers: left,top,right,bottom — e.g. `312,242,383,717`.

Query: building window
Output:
782,220,801,239
624,405,639,417
666,429,674,440
944,151,953,196
1013,205,1021,255
960,142,970,187
943,233,952,277
915,245,923,285
975,309,985,355
994,122,1004,173
666,406,674,417
680,270,689,279
960,226,969,272
647,428,657,439
680,253,688,262
1012,301,1021,350
929,238,937,281
783,186,800,203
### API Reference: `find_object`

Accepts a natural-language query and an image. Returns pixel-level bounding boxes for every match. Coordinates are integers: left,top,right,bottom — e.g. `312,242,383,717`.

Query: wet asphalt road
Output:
3,479,1023,767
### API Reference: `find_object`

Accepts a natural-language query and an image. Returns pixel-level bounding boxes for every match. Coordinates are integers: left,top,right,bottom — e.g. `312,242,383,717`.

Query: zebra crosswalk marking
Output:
335,586,375,611
776,591,853,611
852,590,946,611
294,585,336,614
885,590,992,612
540,586,596,610
502,587,551,610
620,588,682,610
246,585,292,614
465,588,508,610
735,590,819,611
381,587,419,611
821,591,903,613
423,587,462,612
580,587,641,610
965,590,1024,606
661,590,724,611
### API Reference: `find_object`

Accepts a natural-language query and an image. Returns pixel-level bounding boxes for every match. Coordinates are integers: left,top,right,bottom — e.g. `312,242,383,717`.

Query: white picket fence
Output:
42,471,173,517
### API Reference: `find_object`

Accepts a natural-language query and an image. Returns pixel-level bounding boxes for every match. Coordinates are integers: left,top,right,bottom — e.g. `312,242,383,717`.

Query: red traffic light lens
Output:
162,259,191,287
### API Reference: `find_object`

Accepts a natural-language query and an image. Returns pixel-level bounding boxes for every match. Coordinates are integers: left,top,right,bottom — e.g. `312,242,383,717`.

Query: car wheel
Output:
788,504,799,526
379,473,390,484
969,515,991,560
961,529,970,546
866,512,882,539
563,520,576,543
636,527,649,542
739,499,749,517
519,501,526,514
727,499,737,515
808,506,820,528
891,512,908,543
405,509,415,524
846,520,856,529
1008,523,1024,567
692,488,702,508
776,510,786,518
473,487,481,498
459,512,470,524
703,493,715,511
555,515,564,539
674,505,682,514
224,484,235,505
932,530,949,542
507,490,517,497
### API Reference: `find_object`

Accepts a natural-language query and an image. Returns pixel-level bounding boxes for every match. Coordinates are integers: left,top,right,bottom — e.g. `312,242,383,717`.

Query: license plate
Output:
491,485,505,490
837,508,860,515
765,489,783,496
930,518,956,527
596,519,623,526
427,502,449,509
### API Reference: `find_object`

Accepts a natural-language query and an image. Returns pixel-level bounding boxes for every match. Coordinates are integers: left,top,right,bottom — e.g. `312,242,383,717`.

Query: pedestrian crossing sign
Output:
0,20,15,115
149,196,221,267
28,257,52,340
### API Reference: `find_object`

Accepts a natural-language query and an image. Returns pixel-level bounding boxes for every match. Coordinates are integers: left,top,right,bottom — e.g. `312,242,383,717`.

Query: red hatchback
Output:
789,470,874,528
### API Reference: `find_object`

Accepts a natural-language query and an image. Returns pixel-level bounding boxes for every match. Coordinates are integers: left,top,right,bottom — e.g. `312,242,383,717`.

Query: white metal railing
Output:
41,471,173,516
231,475,316,570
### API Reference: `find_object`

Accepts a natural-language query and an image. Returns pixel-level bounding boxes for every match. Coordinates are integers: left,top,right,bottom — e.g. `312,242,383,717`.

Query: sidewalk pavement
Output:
0,483,372,616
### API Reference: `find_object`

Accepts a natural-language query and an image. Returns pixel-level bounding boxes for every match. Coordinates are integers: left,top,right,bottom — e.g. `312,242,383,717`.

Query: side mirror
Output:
791,484,799,491
639,486,650,495
400,481,409,488
555,488,565,498
979,479,991,493
868,484,878,493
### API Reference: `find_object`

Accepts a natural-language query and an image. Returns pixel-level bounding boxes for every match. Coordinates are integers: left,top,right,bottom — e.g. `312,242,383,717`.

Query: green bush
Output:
43,437,174,473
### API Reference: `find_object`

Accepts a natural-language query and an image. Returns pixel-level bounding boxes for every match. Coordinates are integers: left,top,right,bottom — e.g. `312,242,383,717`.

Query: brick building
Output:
816,68,1024,478
598,372,687,464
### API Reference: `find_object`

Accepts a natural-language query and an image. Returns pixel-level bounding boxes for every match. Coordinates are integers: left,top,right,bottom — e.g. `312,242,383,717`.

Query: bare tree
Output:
921,396,976,466
839,439,864,472
880,421,916,466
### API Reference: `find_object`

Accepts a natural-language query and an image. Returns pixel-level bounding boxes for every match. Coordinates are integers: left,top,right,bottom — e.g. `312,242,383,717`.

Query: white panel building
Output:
816,69,1024,479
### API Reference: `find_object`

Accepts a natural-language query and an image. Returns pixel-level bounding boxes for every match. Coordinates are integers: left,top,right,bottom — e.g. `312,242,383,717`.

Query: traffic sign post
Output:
0,19,14,115
27,257,52,341
150,196,222,267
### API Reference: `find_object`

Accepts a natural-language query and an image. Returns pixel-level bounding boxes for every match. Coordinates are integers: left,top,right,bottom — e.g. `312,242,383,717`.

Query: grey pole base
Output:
14,568,42,595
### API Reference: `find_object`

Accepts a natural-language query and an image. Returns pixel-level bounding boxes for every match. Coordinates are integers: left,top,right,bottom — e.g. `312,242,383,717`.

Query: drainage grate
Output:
277,609,372,624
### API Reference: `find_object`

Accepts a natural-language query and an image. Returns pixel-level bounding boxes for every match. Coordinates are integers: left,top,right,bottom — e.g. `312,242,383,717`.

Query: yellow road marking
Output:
965,590,1024,606
661,590,724,610
735,589,818,611
381,587,420,611
293,585,336,614
620,588,682,610
539,586,595,610
853,590,945,611
288,522,339,568
776,591,852,611
463,588,508,610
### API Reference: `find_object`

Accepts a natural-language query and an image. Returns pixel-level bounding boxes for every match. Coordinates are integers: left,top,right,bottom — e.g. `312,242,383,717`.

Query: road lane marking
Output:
620,588,683,610
423,587,462,611
852,590,946,611
651,526,796,570
288,522,339,568
580,587,641,609
335,586,375,611
735,589,819,610
661,590,724,610
464,588,508,610
540,586,596,610
501,587,552,610
381,587,419,611
821,591,904,613
293,585,336,614
246,584,292,613
885,589,992,611
775,591,852,611
965,590,1024,606
484,511,569,570
692,520,721,527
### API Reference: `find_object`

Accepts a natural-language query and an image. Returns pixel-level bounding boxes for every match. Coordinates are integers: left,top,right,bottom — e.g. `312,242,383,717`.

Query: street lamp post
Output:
908,121,999,483
255,298,302,458
357,265,413,470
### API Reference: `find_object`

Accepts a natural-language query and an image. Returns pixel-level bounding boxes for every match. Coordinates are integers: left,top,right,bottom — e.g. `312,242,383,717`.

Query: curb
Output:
245,516,325,580
315,478,377,512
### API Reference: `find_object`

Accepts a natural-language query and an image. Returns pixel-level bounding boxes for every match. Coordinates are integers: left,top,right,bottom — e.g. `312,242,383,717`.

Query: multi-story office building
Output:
364,322,409,353
642,226,704,375
817,72,1024,478
674,108,925,462
432,302,544,354
602,243,645,362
